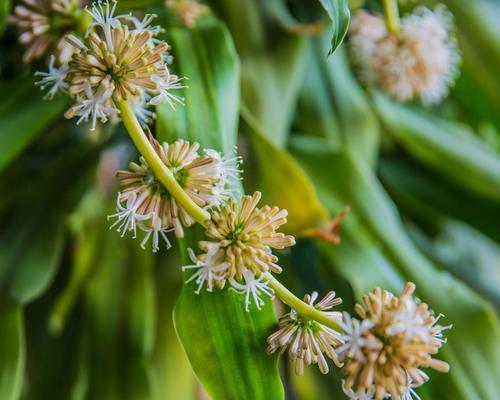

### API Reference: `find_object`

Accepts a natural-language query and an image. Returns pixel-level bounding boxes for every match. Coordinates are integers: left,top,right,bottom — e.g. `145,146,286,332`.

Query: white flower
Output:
386,297,429,342
139,216,173,253
131,93,156,127
182,246,229,293
149,73,186,108
35,55,69,99
126,14,161,36
337,312,375,362
86,0,121,29
68,82,119,130
402,385,422,400
108,191,151,237
229,269,274,311
342,383,376,400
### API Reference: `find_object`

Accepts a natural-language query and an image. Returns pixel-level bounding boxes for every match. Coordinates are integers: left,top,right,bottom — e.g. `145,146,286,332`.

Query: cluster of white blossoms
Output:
349,6,460,105
338,283,450,400
183,191,296,310
34,0,185,129
110,135,240,252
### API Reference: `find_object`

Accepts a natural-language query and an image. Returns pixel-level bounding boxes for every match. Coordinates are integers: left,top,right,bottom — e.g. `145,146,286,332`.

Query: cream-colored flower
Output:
340,283,450,400
8,0,82,62
349,6,460,104
267,291,343,375
109,136,239,250
166,0,208,28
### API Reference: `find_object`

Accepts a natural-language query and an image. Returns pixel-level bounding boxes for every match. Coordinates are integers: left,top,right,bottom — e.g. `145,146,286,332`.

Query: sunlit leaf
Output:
0,305,24,400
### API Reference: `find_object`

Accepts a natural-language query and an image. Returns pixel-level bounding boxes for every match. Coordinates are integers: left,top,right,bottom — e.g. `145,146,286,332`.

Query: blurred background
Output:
0,0,499,399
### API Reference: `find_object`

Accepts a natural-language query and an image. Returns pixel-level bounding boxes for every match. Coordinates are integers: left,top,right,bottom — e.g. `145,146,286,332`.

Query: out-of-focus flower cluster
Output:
109,136,240,252
8,0,84,63
349,6,460,105
33,0,185,129
338,283,450,400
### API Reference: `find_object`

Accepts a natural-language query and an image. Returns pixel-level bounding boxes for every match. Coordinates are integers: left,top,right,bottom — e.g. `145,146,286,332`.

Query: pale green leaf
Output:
317,0,350,55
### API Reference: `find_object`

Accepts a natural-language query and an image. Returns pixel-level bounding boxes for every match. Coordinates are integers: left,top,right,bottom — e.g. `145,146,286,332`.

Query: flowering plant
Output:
1,0,500,399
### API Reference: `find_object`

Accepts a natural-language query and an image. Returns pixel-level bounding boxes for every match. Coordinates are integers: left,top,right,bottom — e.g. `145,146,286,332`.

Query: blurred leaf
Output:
242,106,329,233
379,156,500,243
174,231,284,400
210,0,308,147
0,0,11,35
0,304,24,400
157,18,283,398
0,84,66,173
317,0,350,55
374,93,500,201
156,20,239,153
290,136,500,400
0,140,99,304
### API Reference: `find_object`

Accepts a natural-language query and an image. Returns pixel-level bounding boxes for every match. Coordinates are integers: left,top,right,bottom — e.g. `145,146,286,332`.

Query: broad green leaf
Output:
374,93,500,201
242,106,329,233
317,0,350,55
175,232,284,400
0,141,99,304
157,19,284,399
156,20,239,153
379,156,500,243
0,84,66,173
0,304,25,400
209,0,308,147
290,136,500,400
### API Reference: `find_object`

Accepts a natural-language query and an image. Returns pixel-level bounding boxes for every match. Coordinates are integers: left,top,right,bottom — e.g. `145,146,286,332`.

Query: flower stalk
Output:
117,100,210,226
382,0,400,34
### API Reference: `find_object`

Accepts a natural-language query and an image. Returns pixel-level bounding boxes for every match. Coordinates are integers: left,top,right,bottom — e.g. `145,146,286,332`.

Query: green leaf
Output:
374,93,500,201
157,19,284,399
174,232,284,400
0,82,66,173
0,304,25,400
290,136,500,400
317,0,350,55
242,106,329,233
0,0,11,35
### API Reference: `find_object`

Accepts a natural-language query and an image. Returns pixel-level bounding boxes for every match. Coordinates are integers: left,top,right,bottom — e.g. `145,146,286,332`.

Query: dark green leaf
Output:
0,304,25,400
317,0,350,55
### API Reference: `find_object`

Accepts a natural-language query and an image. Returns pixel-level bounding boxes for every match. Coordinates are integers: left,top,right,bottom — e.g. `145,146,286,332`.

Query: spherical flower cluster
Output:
8,0,83,63
35,0,185,130
349,6,460,105
183,191,295,310
267,291,343,375
338,283,450,400
109,135,240,252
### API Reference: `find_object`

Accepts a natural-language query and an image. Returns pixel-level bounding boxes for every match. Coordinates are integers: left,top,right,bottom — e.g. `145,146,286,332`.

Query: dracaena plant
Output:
6,0,462,398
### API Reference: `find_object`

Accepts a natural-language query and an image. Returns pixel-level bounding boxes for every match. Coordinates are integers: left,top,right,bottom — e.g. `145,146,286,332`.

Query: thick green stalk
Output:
382,0,400,34
117,100,210,226
264,273,342,332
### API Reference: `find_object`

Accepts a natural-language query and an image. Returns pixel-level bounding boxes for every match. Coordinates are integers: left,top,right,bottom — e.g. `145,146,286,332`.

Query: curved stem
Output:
117,100,210,226
264,273,343,332
382,0,400,34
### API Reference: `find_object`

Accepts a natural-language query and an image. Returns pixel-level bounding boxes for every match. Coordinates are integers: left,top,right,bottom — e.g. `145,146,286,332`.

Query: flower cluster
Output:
338,283,450,400
8,0,83,63
166,0,208,28
183,191,295,310
267,291,343,375
109,135,240,252
35,0,184,129
349,6,460,104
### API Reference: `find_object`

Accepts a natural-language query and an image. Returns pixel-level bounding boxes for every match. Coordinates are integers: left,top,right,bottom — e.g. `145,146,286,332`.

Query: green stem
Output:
382,0,400,34
264,273,343,332
117,100,210,226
